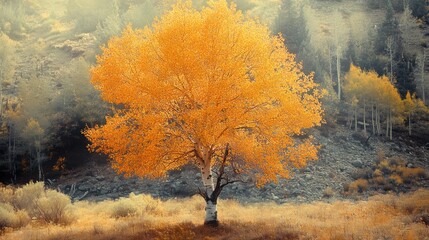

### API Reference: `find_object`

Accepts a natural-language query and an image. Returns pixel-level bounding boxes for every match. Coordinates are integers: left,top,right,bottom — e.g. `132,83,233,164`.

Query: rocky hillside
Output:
48,124,429,204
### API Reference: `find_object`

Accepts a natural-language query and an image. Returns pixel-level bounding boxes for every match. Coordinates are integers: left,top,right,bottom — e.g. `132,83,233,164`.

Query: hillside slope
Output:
49,124,429,203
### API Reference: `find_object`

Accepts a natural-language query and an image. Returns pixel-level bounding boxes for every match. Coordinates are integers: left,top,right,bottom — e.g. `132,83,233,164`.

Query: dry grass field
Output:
1,183,429,240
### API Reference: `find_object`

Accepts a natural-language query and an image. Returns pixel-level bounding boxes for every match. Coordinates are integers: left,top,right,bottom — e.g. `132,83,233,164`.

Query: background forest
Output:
0,0,426,189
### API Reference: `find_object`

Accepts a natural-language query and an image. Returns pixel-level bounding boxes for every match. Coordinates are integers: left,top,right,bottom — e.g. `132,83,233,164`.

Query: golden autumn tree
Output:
84,0,322,226
344,64,403,140
403,91,428,136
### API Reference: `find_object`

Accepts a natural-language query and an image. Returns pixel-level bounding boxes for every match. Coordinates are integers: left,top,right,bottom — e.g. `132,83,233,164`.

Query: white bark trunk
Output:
201,163,217,225
371,105,375,134
37,148,42,181
363,99,366,133
386,110,389,138
337,48,341,100
408,113,411,136
421,51,426,104
354,108,357,131
389,109,393,140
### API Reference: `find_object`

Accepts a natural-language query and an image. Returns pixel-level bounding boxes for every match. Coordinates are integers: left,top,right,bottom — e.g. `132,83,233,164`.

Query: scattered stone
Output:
95,175,105,181
351,160,363,168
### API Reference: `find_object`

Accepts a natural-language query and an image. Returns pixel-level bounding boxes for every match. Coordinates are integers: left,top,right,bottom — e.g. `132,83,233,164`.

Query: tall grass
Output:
1,186,428,240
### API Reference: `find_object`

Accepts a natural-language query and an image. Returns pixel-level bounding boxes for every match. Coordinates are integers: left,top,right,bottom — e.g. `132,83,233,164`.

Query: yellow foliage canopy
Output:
344,64,402,113
84,0,323,185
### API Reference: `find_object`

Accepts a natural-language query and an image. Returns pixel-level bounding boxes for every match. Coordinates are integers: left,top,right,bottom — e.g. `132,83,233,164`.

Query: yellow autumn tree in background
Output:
84,0,323,226
403,91,428,136
344,64,403,140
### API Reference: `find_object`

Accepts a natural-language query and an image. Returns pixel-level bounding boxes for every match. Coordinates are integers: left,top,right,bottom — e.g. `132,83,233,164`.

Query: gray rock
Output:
95,175,105,181
304,174,312,180
78,183,92,191
352,160,363,168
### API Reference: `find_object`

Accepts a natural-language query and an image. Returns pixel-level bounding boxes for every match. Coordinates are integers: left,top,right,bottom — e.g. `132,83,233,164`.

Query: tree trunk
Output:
201,163,218,226
389,109,393,140
375,106,381,135
385,110,389,138
408,113,411,136
363,99,366,132
7,122,12,175
354,107,357,131
371,105,375,134
348,109,352,129
12,128,16,182
37,148,43,181
336,47,341,100
328,45,333,84
422,51,426,104
375,106,378,134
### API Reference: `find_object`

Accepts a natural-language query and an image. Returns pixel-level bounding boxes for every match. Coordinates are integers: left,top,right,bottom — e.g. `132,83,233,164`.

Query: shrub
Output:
376,149,385,164
111,198,138,218
389,157,405,167
379,160,391,175
323,187,334,198
0,186,14,204
36,190,72,224
398,167,427,183
0,203,30,229
128,193,165,216
13,181,44,217
348,179,369,193
389,174,403,185
373,176,386,185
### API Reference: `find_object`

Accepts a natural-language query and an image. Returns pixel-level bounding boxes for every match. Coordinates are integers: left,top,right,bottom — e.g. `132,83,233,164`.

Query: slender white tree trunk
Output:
408,113,411,136
328,45,333,83
37,148,42,181
354,107,357,131
386,110,389,138
375,107,379,134
389,109,393,140
337,47,341,100
363,99,366,132
201,163,217,225
422,52,426,104
371,105,375,134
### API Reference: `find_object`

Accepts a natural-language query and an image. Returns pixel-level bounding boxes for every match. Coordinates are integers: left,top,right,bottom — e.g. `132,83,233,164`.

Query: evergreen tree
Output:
375,0,400,54
273,0,308,55
409,0,427,19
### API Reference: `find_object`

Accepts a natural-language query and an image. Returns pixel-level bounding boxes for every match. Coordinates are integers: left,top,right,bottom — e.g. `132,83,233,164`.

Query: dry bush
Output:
128,192,165,216
0,182,73,227
323,187,334,198
13,181,44,216
376,148,385,164
36,189,73,224
0,186,14,204
348,179,369,193
397,166,427,183
389,174,403,185
0,203,30,229
110,198,138,218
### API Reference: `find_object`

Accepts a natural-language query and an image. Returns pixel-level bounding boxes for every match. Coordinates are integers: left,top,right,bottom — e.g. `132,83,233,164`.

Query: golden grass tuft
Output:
1,189,429,240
